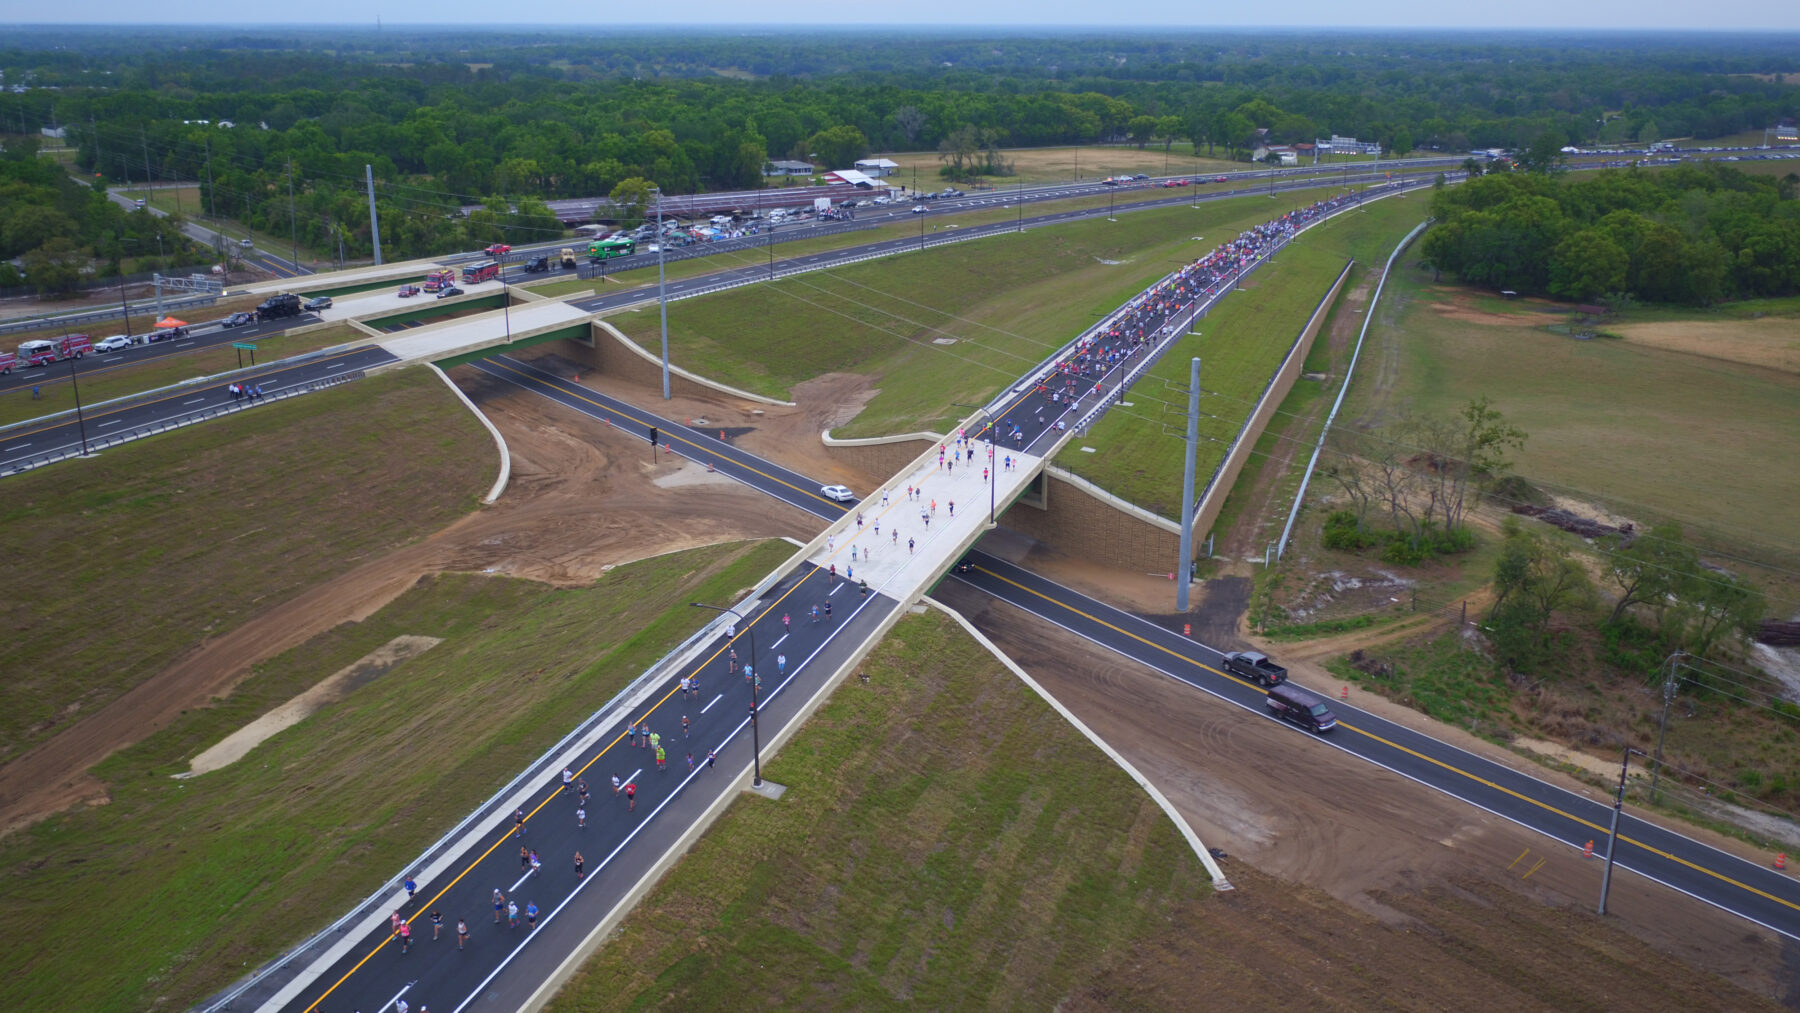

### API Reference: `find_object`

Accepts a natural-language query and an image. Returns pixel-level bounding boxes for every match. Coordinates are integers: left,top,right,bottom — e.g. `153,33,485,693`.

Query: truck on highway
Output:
423,269,457,293
18,334,93,366
1222,650,1287,686
0,350,14,374
460,261,500,285
256,293,303,321
588,236,635,261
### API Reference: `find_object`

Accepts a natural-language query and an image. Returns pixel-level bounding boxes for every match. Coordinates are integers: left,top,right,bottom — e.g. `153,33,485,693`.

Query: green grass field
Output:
0,322,366,426
0,367,494,766
0,539,792,1013
611,193,1340,438
545,607,1208,1011
1057,195,1427,519
1344,265,1800,561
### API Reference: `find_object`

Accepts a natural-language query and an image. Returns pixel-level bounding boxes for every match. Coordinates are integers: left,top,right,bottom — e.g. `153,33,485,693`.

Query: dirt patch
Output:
0,372,821,837
1424,285,1566,327
179,635,441,777
1612,318,1800,375
937,582,1795,1004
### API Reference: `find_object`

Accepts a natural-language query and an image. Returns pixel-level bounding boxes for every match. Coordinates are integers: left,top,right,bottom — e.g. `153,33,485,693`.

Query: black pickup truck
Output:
1223,650,1288,686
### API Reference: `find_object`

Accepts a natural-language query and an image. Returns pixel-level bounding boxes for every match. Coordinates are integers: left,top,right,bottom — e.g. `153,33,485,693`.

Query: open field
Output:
611,194,1307,438
0,367,493,767
0,321,366,426
1,540,793,1013
1058,194,1427,519
546,607,1210,1011
1343,266,1800,562
875,141,1245,187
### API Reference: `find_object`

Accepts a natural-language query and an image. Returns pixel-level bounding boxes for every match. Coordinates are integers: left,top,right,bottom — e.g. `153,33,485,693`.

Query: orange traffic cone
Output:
1778,853,1788,871
1340,685,1349,701
1583,840,1595,859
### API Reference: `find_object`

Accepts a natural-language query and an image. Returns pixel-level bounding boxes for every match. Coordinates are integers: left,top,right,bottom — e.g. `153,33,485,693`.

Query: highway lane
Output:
0,345,395,472
270,563,900,1013
0,313,320,395
949,551,1800,940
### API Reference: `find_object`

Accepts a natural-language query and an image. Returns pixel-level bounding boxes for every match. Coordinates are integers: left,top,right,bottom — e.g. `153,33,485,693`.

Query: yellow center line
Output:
302,561,840,1011
973,564,1800,916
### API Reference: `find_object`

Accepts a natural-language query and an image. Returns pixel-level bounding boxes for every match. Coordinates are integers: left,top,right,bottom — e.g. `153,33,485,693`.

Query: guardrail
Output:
0,293,220,337
1275,217,1432,560
0,371,365,478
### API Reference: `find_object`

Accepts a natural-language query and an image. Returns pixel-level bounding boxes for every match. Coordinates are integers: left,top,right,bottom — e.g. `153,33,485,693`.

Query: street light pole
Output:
952,403,997,524
653,185,670,400
68,350,90,456
1597,747,1634,916
688,603,762,787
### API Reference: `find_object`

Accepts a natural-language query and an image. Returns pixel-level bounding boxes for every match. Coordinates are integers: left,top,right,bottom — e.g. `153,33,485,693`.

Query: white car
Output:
912,205,927,214
94,335,131,352
820,484,856,503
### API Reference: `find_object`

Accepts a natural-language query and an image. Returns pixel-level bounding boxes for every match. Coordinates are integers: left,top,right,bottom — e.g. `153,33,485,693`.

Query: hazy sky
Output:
3,4,1797,29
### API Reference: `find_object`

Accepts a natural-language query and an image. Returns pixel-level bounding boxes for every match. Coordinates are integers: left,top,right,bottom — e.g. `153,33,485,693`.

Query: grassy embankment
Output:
546,607,1209,1010
609,194,1321,438
1,539,793,1013
0,367,493,765
0,321,367,426
1055,193,1427,520
116,183,338,263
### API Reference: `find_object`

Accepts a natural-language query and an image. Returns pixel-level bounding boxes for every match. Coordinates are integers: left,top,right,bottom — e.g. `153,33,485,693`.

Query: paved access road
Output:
268,562,899,1013
0,345,394,472
949,551,1800,941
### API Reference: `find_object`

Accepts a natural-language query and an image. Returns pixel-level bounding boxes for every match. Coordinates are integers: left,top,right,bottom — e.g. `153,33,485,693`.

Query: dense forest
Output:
1,28,1796,270
1422,164,1800,304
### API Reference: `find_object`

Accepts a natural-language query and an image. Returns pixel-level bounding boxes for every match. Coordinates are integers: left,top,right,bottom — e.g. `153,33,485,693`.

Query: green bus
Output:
588,237,636,261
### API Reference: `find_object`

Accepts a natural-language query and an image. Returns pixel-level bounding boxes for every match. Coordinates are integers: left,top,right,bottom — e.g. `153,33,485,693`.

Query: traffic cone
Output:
1340,685,1349,701
1778,853,1788,871
1583,840,1594,859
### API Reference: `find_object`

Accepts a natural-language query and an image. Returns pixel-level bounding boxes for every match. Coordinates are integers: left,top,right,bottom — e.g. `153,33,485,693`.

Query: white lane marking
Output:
701,693,722,714
174,341,194,348
99,419,122,427
327,363,349,372
102,356,123,362
771,633,787,648
184,397,205,405
829,583,842,596
378,983,412,1012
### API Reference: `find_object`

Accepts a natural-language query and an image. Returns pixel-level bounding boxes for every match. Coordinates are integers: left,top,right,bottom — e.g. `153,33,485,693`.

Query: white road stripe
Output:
771,633,786,648
701,693,722,714
184,397,205,405
99,419,122,427
6,443,28,450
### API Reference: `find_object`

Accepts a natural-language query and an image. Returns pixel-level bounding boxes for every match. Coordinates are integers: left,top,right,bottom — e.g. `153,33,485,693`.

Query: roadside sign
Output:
232,342,257,351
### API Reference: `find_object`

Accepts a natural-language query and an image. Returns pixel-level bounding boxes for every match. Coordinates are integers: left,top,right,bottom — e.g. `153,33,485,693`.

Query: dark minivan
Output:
1265,683,1337,733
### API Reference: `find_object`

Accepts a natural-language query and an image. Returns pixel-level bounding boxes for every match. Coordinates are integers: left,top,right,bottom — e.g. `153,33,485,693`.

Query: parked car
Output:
304,296,333,311
94,335,131,352
222,312,255,328
397,284,421,298
820,484,856,503
437,285,465,299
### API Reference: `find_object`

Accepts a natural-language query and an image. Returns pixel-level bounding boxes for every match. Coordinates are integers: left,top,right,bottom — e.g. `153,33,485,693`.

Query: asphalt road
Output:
269,561,901,1013
0,344,395,472
0,312,318,395
102,185,313,278
949,551,1800,940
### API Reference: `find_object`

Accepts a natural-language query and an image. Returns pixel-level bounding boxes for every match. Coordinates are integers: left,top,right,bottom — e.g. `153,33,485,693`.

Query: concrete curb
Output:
426,363,511,505
1041,466,1182,535
591,319,794,407
923,595,1233,891
821,427,946,447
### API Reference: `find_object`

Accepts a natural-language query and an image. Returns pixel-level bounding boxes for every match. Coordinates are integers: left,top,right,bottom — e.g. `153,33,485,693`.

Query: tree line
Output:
1422,164,1800,304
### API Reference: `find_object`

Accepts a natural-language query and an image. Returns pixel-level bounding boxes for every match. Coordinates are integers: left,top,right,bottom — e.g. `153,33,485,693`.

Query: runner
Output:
611,773,622,795
574,851,585,879
493,889,506,924
457,918,470,950
682,714,690,738
576,806,586,828
526,901,539,928
626,782,637,811
824,600,833,621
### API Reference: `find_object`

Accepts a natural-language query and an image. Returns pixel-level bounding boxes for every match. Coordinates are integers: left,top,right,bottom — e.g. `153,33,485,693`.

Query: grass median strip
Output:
545,607,1208,1011
0,366,492,765
1,539,792,1013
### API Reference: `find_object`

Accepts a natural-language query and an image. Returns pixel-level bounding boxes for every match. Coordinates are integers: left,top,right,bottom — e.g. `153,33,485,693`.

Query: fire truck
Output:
423,269,457,292
460,261,501,285
17,334,93,367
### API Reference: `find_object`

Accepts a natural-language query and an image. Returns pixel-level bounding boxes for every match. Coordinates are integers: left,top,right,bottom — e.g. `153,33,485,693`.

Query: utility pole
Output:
1177,357,1201,611
287,158,298,273
653,185,670,400
365,163,383,265
141,128,152,205
1650,652,1682,804
205,137,216,221
1597,746,1633,916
